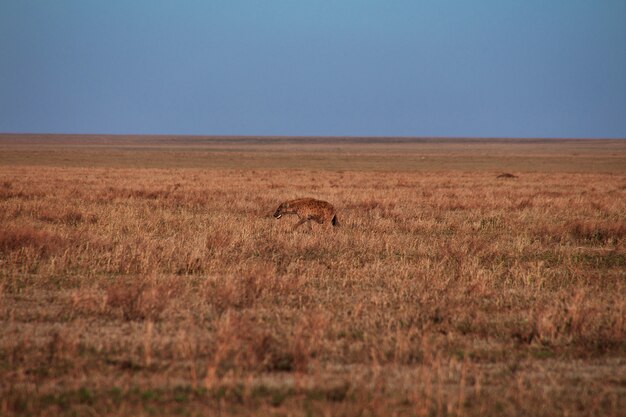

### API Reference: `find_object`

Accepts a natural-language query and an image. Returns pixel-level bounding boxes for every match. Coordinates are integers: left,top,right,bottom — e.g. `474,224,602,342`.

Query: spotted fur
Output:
273,198,339,230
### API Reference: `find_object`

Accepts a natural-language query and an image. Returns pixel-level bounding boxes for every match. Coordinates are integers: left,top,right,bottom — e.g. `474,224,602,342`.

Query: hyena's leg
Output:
292,218,308,231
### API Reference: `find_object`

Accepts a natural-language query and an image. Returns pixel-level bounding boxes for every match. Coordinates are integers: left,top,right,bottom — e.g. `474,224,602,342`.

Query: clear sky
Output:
1,1,625,138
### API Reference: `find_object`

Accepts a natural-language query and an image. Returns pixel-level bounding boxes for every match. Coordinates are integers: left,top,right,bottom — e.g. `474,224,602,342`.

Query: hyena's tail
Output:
331,214,339,227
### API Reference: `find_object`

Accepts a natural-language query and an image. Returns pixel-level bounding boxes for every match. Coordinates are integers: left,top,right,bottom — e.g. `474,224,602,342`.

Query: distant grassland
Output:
1,134,625,172
0,135,625,416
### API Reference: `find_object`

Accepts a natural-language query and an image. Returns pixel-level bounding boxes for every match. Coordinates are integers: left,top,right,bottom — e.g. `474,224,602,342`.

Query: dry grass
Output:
0,137,625,416
2,134,626,172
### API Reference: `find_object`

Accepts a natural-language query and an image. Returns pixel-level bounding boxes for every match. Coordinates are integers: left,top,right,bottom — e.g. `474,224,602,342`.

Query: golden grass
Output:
2,134,626,172
0,136,625,416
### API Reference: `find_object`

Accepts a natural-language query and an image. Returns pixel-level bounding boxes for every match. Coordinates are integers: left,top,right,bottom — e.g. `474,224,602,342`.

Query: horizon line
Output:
1,132,625,141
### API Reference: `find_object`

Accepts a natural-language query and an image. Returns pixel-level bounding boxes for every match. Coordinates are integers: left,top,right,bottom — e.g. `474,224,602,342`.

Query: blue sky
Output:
1,1,625,137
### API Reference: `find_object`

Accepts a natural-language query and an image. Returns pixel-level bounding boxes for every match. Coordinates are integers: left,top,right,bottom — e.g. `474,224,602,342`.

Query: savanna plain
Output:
1,135,625,416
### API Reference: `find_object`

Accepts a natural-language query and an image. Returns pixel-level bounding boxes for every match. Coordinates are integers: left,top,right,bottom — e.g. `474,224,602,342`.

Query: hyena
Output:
273,198,339,230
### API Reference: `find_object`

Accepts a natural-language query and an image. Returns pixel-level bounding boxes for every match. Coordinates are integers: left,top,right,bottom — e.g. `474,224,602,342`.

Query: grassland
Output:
2,134,625,172
1,135,625,416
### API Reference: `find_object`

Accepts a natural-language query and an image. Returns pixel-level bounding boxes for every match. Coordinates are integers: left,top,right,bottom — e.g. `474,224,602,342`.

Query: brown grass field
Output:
1,135,625,416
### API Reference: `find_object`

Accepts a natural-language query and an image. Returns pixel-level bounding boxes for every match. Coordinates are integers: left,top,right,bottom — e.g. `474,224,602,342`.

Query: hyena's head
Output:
273,202,293,219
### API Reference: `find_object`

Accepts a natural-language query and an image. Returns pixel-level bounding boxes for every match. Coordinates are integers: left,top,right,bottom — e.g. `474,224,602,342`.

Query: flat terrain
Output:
2,134,626,172
1,135,625,416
